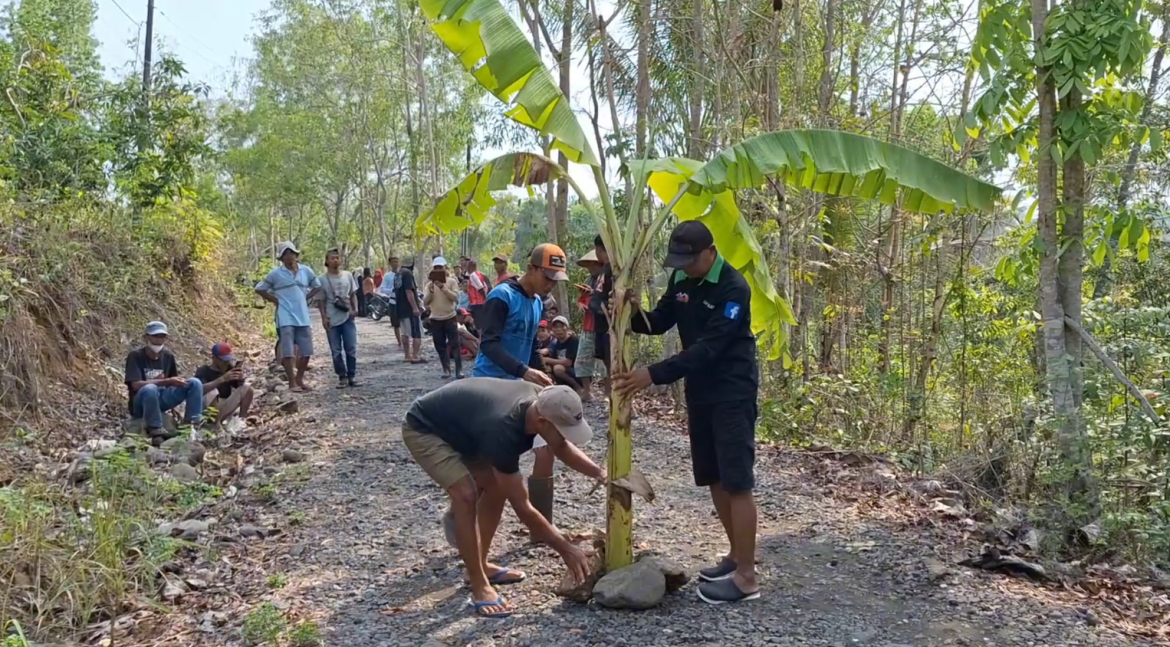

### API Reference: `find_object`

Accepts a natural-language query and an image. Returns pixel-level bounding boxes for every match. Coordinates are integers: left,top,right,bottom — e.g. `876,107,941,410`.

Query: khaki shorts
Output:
402,421,481,490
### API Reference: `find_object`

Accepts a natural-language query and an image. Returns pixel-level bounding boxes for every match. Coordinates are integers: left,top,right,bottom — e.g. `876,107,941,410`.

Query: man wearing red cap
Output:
195,343,254,426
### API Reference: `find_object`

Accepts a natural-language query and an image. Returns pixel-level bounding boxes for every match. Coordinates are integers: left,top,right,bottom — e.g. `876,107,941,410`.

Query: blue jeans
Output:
327,317,358,378
132,378,204,430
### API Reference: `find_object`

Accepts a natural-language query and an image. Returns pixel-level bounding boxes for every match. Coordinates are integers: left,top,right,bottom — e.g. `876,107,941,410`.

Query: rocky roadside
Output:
129,315,1161,647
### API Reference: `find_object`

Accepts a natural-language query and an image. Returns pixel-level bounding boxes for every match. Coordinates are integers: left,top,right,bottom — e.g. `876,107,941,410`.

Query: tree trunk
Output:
1032,0,1090,506
688,0,704,158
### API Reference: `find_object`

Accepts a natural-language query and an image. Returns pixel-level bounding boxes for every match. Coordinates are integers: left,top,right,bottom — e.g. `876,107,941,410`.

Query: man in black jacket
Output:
614,220,761,605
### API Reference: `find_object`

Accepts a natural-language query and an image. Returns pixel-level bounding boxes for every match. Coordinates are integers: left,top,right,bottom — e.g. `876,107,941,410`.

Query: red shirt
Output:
468,271,489,306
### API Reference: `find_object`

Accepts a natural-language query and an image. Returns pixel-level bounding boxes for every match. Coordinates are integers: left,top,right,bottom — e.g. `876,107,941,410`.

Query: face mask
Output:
149,343,165,353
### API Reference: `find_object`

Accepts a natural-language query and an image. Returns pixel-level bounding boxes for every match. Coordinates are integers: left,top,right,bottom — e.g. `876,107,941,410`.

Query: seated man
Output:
195,343,254,426
403,379,603,618
125,321,203,444
455,308,481,359
534,320,552,356
542,316,582,392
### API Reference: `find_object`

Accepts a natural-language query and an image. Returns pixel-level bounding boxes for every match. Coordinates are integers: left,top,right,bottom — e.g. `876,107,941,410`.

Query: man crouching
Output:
402,379,603,618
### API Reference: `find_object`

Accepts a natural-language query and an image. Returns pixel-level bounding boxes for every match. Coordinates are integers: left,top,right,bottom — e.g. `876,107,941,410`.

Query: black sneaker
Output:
337,376,348,388
698,556,737,582
696,578,761,605
347,378,359,388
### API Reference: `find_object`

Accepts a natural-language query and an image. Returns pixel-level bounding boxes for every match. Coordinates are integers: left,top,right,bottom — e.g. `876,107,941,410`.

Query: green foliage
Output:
265,573,288,589
288,621,322,647
241,603,286,646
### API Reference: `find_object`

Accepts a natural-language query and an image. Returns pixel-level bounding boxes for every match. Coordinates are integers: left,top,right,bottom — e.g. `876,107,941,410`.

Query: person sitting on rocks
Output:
195,343,254,426
402,378,603,618
542,315,583,392
125,321,204,444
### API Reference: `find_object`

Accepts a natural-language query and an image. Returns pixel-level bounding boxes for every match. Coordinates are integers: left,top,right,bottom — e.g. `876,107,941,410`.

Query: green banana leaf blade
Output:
692,130,1002,214
415,152,564,239
421,0,600,167
636,158,796,363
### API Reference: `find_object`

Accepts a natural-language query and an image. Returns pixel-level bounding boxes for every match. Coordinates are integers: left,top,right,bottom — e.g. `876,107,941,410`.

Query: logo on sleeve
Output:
724,302,741,320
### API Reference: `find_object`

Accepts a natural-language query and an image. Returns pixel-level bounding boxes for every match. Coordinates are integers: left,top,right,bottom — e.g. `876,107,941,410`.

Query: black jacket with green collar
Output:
630,253,759,403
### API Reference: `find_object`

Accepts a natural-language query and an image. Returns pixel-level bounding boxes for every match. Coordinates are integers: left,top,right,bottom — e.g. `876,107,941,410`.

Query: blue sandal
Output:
469,595,513,618
489,568,526,585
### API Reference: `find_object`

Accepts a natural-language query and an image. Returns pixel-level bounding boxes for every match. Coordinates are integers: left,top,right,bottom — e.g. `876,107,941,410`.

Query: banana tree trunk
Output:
605,260,635,571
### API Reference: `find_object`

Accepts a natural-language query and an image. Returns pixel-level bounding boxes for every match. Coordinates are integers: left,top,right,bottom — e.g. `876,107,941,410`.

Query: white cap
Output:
533,385,592,447
145,321,168,336
432,256,448,268
276,241,300,258
551,315,570,327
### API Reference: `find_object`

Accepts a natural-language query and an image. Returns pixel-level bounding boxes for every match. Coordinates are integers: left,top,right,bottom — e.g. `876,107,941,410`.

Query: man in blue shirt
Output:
471,243,568,523
255,241,321,392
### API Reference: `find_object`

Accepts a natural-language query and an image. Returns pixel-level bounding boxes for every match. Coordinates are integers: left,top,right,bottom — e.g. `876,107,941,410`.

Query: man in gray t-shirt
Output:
402,379,604,618
317,248,361,387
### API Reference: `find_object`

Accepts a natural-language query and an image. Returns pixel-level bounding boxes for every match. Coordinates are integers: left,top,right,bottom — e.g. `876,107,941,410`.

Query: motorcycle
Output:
367,293,392,321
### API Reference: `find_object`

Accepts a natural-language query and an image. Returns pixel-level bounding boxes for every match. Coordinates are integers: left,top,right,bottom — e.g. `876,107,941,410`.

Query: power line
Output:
156,8,220,58
107,0,141,25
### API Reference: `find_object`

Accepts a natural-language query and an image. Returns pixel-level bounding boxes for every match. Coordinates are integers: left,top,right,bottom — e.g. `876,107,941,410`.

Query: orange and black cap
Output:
529,243,569,281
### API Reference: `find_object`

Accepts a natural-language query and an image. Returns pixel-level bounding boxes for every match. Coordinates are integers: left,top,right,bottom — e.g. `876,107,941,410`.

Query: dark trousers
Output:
326,317,358,378
431,316,462,375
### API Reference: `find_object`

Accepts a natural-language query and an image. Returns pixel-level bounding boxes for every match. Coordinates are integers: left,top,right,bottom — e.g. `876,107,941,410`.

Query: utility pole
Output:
142,0,154,92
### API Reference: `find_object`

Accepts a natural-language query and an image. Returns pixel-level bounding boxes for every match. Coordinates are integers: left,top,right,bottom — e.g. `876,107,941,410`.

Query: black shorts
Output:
593,331,610,363
687,399,757,493
389,307,400,327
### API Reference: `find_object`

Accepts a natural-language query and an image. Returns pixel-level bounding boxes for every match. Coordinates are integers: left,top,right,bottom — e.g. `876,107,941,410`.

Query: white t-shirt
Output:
320,271,359,326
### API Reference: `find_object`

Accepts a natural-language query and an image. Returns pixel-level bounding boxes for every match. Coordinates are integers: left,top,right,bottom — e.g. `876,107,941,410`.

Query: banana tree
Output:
414,0,1003,572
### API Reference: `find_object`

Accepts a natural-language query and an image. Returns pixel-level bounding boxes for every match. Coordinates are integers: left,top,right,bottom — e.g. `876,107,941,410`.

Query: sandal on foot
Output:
696,578,760,605
489,568,526,585
469,595,512,618
462,567,527,586
698,556,737,582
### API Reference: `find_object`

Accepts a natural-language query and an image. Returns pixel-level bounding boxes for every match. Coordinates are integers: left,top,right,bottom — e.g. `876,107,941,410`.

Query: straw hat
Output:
577,249,600,267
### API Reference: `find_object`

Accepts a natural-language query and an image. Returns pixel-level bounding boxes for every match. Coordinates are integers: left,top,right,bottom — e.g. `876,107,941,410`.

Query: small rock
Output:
63,455,92,484
161,577,186,601
173,519,212,540
277,399,299,415
93,445,123,459
282,449,306,464
924,558,951,581
146,448,170,466
161,439,206,466
184,577,208,589
239,524,269,539
171,463,200,483
640,555,689,592
555,550,606,602
593,559,666,610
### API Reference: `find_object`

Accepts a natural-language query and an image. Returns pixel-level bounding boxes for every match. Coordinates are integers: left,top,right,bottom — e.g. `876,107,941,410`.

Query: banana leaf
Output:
420,0,600,167
633,158,796,362
692,130,1002,214
415,153,565,238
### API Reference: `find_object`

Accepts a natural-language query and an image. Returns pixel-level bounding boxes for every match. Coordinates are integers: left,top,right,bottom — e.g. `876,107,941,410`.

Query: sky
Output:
92,0,612,199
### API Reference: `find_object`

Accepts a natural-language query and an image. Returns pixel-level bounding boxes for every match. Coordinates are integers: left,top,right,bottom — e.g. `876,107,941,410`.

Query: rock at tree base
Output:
640,555,690,592
555,549,606,603
171,463,200,483
282,449,306,463
593,558,666,610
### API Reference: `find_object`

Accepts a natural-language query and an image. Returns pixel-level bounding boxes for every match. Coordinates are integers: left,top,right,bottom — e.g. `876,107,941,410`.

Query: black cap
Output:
664,221,714,268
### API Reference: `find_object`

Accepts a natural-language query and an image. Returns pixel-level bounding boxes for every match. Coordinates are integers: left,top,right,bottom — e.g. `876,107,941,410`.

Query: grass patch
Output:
241,603,285,646
265,574,287,589
288,620,322,647
0,450,218,640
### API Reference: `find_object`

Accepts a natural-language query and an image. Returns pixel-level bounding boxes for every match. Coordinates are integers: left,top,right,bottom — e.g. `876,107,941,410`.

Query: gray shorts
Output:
278,326,314,359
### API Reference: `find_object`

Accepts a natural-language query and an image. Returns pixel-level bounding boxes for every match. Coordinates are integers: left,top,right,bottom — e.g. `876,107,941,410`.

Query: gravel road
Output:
266,315,1155,647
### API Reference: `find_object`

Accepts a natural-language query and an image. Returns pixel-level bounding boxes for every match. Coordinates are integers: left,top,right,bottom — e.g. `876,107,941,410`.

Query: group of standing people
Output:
400,221,763,618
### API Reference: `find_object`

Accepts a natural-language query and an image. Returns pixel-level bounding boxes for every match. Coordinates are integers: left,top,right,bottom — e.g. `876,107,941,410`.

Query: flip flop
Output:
489,568,526,585
468,595,512,619
461,568,527,585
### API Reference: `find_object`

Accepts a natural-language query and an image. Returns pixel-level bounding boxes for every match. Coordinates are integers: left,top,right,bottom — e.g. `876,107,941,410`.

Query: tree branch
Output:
1063,316,1161,425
